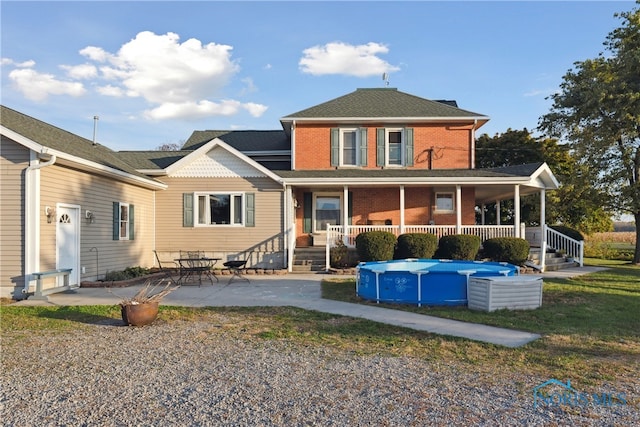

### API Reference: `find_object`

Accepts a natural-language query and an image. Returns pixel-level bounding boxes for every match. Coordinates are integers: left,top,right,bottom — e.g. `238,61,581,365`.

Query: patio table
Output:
174,257,220,286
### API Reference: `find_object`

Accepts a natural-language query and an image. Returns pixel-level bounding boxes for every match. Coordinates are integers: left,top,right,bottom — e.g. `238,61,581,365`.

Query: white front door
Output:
56,204,80,287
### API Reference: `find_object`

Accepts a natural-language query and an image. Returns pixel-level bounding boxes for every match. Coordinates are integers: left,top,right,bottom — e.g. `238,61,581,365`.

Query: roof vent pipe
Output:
92,115,99,146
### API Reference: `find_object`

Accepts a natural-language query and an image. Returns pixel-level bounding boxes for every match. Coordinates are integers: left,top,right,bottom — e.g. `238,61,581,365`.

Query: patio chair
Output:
153,250,179,285
223,259,249,284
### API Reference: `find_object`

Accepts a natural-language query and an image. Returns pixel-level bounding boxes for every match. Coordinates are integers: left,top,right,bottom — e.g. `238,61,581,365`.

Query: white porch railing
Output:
324,224,583,271
326,224,524,248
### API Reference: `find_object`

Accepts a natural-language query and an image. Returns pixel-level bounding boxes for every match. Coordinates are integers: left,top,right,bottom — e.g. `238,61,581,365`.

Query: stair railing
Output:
545,225,584,267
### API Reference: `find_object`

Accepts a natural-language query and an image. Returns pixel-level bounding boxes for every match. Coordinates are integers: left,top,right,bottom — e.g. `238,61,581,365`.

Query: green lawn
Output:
2,260,639,388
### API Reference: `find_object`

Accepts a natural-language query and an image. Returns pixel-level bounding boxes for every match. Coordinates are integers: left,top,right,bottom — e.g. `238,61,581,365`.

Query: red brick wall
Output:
293,187,476,241
293,123,474,170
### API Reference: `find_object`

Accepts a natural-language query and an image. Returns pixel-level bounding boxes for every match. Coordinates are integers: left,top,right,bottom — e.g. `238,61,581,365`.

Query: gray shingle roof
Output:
116,150,190,170
281,88,488,121
274,163,544,180
182,130,289,151
1,105,159,182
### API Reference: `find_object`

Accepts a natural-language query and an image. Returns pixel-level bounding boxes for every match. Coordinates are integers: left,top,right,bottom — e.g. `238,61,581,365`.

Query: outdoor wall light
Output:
85,210,94,224
45,206,56,223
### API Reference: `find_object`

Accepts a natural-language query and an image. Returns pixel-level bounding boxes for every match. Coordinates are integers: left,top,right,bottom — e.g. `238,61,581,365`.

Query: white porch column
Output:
285,185,294,272
399,185,405,234
456,185,462,233
496,200,501,225
481,203,486,225
539,188,546,248
343,185,349,232
514,184,521,238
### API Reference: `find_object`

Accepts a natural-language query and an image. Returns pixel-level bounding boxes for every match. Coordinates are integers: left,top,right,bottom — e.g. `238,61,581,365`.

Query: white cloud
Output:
79,46,111,63
88,31,239,105
144,99,266,121
5,31,265,120
299,42,400,77
8,68,85,101
2,58,36,67
243,102,268,117
96,84,125,97
61,63,98,79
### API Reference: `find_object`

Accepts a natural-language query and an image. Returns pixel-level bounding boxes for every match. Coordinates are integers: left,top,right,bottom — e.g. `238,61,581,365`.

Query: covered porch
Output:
281,163,582,272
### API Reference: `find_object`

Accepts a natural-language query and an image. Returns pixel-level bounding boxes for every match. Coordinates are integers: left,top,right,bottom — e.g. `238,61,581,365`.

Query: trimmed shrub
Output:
434,234,481,260
355,231,397,262
482,237,530,265
550,225,585,241
394,233,438,259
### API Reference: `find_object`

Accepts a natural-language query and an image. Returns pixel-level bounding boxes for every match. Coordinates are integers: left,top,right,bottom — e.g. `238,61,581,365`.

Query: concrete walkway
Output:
12,267,604,348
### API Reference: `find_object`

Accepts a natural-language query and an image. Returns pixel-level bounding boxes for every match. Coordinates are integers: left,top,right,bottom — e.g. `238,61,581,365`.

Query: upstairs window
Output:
376,127,414,167
330,128,368,167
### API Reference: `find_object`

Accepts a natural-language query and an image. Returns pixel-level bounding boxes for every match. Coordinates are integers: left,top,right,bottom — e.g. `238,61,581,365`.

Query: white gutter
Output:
23,150,57,295
471,119,478,169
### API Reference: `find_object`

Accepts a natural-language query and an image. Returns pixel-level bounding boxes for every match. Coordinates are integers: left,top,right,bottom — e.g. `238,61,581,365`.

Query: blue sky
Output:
1,1,635,151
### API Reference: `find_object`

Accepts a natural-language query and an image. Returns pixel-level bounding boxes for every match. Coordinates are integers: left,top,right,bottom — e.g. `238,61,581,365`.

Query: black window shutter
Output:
183,193,194,227
303,192,312,233
348,191,353,225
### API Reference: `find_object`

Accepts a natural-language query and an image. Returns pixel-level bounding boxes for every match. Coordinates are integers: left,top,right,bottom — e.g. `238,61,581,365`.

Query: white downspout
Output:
470,119,478,169
23,150,57,295
291,121,296,171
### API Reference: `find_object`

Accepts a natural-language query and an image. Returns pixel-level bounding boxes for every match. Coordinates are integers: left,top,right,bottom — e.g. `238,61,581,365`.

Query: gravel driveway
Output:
1,318,637,426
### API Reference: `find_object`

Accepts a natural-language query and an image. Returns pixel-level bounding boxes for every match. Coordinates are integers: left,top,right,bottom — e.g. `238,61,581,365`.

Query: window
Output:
330,128,367,167
113,202,134,240
342,130,357,165
196,193,244,225
376,127,414,167
387,130,403,165
314,195,341,232
183,192,255,227
435,192,455,212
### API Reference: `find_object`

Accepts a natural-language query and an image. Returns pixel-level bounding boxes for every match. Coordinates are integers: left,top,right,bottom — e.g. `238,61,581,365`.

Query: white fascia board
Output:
281,176,535,187
164,138,284,185
530,162,560,189
1,126,166,190
281,116,489,124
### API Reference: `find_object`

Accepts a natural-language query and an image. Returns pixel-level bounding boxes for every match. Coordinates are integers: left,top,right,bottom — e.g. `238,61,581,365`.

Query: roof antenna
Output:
92,115,99,146
382,72,390,87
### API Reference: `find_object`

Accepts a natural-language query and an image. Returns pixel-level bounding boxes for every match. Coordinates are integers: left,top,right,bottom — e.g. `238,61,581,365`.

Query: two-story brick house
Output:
1,87,565,298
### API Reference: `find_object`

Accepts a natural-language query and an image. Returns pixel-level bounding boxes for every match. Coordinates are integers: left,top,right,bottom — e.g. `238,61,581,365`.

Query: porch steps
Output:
292,247,326,273
528,248,579,272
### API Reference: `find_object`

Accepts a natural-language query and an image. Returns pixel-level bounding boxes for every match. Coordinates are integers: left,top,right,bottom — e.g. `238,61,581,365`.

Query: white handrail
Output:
545,226,584,267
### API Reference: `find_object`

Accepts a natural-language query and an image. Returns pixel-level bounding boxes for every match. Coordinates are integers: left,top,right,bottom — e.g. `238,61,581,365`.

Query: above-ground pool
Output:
356,259,518,306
